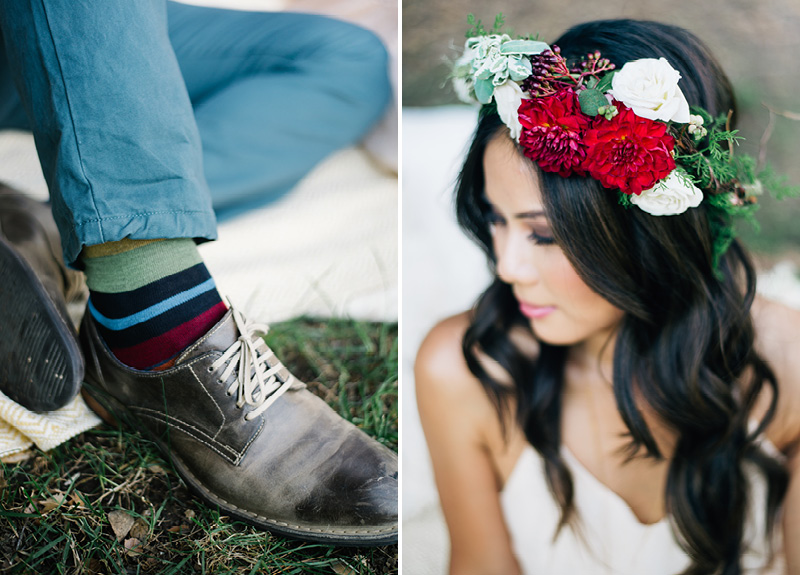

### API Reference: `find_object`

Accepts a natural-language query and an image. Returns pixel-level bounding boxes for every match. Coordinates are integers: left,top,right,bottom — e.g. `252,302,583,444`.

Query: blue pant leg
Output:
166,3,390,215
0,0,216,265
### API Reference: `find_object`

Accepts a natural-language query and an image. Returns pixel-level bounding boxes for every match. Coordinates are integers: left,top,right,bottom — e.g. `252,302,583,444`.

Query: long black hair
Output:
456,19,788,575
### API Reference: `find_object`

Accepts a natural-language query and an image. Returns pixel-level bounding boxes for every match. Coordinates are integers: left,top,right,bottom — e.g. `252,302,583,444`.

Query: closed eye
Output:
529,231,556,246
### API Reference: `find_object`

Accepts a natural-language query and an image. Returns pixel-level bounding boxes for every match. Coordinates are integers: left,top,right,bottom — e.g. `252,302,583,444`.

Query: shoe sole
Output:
0,236,83,411
82,380,398,547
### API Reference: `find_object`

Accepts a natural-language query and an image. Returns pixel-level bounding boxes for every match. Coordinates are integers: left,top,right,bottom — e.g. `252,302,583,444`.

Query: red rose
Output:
518,89,591,177
582,103,675,195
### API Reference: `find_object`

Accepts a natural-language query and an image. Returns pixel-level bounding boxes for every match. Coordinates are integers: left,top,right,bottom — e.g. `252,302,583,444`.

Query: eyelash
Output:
484,213,556,246
529,232,556,246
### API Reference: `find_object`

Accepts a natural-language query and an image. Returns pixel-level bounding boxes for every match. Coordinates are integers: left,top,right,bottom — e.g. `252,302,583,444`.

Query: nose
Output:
495,229,539,286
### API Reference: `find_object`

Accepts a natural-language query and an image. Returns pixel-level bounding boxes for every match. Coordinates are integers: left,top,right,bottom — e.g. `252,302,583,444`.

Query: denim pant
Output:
0,1,390,265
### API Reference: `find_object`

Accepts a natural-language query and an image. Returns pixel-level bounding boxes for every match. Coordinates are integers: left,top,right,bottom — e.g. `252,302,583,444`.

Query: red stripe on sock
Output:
112,302,228,369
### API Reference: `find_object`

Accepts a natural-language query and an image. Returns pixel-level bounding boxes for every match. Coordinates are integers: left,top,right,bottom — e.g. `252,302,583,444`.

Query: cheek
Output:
542,252,622,322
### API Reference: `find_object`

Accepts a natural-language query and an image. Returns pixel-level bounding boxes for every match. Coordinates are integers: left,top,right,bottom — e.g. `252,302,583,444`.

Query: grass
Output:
0,318,398,574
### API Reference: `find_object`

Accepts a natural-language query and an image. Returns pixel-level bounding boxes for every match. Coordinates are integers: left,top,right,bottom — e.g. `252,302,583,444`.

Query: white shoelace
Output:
209,308,297,421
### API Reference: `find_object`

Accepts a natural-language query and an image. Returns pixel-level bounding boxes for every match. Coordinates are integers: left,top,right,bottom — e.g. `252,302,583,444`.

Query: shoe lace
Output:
209,308,299,421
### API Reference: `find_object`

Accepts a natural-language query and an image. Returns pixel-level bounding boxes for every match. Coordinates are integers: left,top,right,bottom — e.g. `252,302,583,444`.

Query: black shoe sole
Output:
82,380,398,547
0,236,83,412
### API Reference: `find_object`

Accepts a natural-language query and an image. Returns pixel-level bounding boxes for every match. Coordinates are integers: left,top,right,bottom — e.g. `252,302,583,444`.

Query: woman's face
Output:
483,135,624,347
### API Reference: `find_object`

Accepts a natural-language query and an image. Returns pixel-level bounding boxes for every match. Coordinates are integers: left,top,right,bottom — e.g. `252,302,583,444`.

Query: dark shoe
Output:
80,306,398,545
0,185,87,412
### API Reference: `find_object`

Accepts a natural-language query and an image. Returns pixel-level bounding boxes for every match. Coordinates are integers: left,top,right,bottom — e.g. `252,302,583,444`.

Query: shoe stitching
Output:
173,450,397,537
177,308,233,362
189,365,226,442
235,414,265,466
132,408,242,462
88,311,272,462
97,419,395,533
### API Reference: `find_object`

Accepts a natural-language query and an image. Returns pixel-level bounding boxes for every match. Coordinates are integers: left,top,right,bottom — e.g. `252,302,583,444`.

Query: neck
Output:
568,325,618,384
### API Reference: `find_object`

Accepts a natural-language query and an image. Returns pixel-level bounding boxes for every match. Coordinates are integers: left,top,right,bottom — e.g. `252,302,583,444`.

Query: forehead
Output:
482,135,543,211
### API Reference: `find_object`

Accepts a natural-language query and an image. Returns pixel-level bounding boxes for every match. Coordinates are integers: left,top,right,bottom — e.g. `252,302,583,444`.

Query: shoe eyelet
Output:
207,366,214,373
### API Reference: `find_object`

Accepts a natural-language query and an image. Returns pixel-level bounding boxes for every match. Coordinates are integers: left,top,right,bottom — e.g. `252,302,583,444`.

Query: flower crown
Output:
451,17,797,267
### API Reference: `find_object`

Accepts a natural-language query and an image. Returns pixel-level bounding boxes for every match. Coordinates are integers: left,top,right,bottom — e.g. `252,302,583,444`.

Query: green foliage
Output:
465,13,507,38
595,70,617,93
671,107,799,270
578,88,607,117
673,113,741,191
705,193,760,274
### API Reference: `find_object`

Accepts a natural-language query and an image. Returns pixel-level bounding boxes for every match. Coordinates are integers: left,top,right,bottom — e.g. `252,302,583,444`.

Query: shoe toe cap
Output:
295,434,398,527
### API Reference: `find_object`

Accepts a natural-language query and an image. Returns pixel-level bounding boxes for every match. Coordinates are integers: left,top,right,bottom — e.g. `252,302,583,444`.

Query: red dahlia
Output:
582,103,675,195
518,89,591,177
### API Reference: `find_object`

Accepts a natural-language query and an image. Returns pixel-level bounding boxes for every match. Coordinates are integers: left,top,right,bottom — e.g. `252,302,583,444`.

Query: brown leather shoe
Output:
0,184,87,412
80,306,397,545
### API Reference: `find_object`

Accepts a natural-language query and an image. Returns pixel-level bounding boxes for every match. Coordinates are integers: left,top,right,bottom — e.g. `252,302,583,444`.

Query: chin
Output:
529,320,594,347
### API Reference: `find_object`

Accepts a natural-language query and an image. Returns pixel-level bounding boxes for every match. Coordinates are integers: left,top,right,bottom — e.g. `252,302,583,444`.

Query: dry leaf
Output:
108,510,135,541
331,561,358,575
84,558,105,575
68,492,86,508
31,456,48,474
123,537,142,552
40,494,66,514
129,518,149,541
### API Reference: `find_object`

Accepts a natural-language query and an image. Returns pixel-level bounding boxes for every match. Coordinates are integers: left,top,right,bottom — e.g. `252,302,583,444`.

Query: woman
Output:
416,19,800,575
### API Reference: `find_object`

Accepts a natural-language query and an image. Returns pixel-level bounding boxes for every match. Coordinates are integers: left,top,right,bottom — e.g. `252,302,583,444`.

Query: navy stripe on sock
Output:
89,263,212,319
94,287,223,349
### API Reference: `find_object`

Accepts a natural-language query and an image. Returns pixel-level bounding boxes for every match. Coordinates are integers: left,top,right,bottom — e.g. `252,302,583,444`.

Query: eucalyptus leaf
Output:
579,88,608,117
500,39,550,55
595,70,617,93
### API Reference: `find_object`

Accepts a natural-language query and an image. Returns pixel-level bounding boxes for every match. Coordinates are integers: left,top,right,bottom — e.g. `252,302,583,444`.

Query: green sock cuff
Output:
83,238,203,293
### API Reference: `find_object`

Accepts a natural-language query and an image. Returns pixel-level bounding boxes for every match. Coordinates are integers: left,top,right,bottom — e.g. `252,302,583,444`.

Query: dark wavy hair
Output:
456,19,788,575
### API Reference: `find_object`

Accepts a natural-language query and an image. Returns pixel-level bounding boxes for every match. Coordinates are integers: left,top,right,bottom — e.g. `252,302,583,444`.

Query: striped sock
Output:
82,238,227,370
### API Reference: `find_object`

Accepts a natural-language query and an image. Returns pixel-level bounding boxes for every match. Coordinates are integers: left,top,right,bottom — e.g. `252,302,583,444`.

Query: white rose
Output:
608,57,691,123
493,81,526,141
630,170,703,216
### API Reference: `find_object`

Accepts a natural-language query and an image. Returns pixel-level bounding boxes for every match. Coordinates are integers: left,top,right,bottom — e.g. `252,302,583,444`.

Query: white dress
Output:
500,444,784,575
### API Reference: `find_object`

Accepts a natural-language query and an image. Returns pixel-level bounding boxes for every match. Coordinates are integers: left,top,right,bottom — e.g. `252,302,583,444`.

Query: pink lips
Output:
518,301,556,319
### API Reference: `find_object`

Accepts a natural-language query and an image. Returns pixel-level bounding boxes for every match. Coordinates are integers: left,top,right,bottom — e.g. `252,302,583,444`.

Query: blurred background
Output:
402,2,800,573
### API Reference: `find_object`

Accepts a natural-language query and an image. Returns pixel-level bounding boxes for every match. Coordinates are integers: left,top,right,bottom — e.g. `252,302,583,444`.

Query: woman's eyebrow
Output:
516,210,546,219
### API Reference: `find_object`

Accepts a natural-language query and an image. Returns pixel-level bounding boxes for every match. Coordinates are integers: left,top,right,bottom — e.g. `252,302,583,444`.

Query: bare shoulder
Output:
415,311,474,390
415,312,525,574
414,311,501,432
751,296,800,452
415,311,527,469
